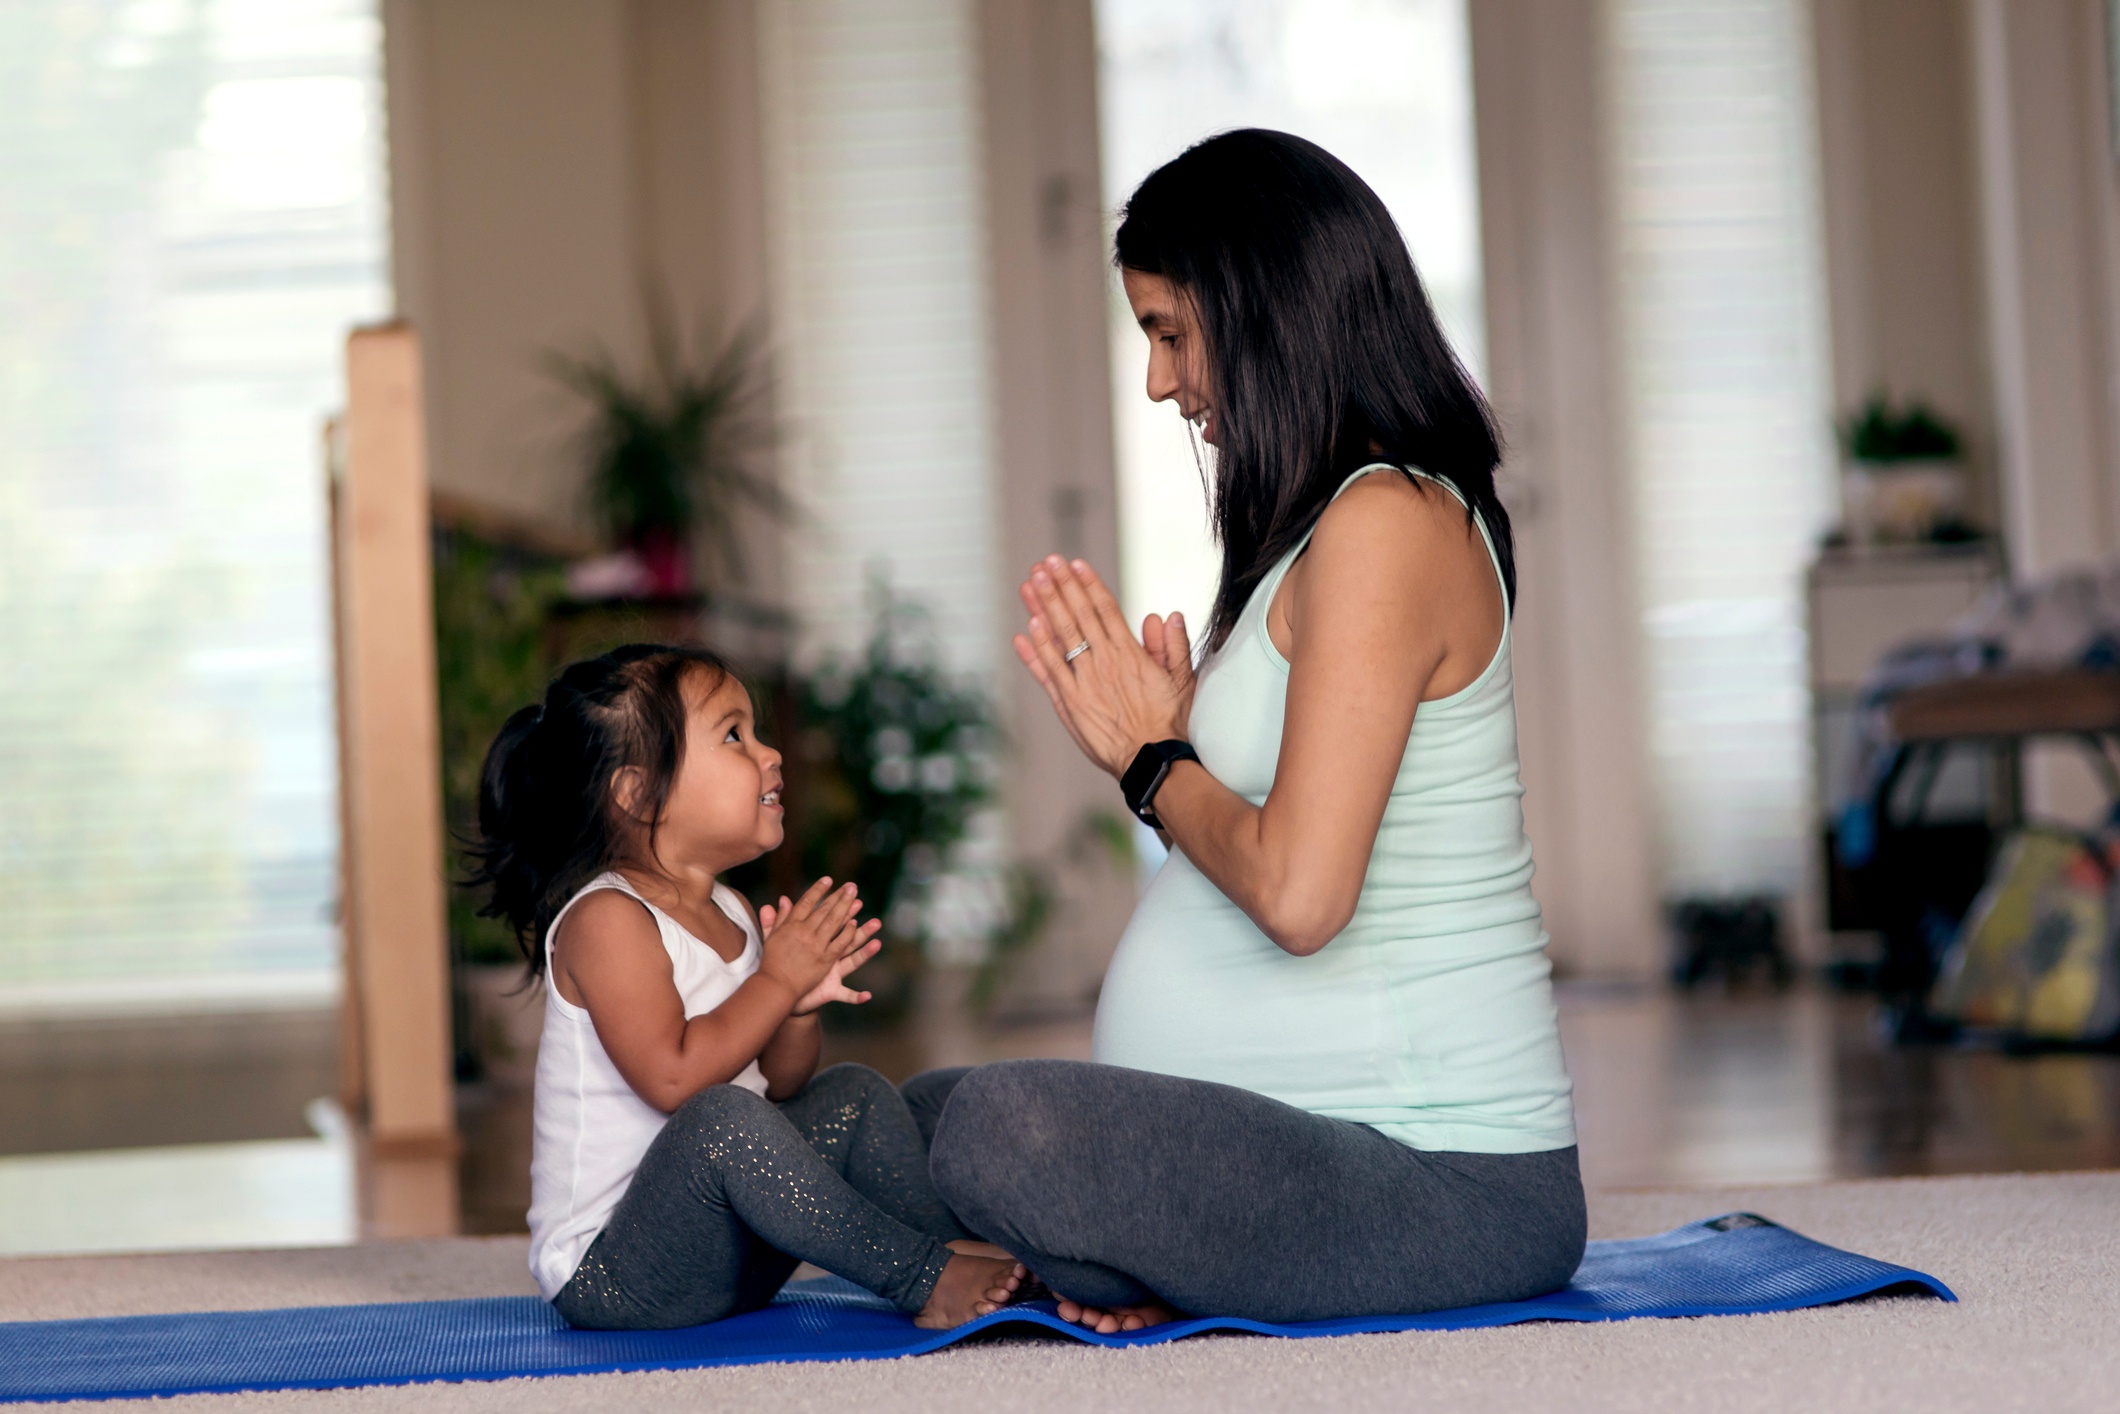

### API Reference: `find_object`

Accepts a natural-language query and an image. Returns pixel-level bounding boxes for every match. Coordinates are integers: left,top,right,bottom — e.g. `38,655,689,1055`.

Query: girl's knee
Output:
806,1062,893,1103
669,1082,774,1136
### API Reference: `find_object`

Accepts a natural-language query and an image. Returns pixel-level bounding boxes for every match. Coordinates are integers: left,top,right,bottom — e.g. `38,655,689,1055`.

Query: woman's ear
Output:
609,765,650,824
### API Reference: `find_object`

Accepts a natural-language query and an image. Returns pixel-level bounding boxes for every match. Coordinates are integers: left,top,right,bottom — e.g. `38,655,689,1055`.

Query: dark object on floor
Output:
0,1217,1953,1402
1670,897,1793,990
1826,819,1995,994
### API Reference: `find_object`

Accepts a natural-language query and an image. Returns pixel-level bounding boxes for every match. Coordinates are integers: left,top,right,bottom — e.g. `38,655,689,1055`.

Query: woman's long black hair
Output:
1115,128,1510,652
466,643,733,976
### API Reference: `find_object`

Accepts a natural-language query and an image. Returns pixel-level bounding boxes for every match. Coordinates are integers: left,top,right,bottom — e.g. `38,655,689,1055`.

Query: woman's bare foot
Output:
1053,1296,1179,1335
912,1245,1032,1329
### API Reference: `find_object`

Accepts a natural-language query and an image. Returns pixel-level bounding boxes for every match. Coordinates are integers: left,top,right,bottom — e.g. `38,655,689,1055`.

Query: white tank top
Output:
525,871,770,1299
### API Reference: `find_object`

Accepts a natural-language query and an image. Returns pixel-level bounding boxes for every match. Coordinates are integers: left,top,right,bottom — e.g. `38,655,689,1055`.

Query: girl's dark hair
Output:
468,643,734,975
1114,128,1510,651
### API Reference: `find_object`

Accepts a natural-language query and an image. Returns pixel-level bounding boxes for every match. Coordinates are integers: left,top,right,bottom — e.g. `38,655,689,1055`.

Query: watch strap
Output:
1121,740,1199,828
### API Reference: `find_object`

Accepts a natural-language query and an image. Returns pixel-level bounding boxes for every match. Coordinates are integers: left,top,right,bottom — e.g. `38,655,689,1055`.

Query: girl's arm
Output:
553,881,868,1113
756,894,884,1098
751,882,820,1098
1017,474,1500,956
754,927,882,1097
756,1013,821,1100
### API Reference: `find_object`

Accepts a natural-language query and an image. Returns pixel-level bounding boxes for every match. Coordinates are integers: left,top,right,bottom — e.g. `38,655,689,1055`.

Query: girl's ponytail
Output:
465,644,733,976
470,701,554,966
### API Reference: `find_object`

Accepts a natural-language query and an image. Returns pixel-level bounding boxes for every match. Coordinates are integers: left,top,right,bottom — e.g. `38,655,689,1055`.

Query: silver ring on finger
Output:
1065,640,1092,664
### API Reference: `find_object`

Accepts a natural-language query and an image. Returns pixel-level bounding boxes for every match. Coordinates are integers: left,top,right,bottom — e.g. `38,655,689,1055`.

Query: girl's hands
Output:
1013,555,1196,778
757,878,881,1011
789,929,880,1015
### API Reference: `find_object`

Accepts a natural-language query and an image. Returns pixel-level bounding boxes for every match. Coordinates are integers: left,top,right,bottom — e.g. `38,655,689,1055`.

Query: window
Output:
1096,0,1487,634
756,0,1001,679
0,0,389,1010
1607,0,1836,902
755,0,1006,958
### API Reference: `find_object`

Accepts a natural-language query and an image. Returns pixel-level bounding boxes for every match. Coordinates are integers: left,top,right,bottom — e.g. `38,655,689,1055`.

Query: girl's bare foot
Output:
1053,1296,1178,1335
913,1246,1032,1329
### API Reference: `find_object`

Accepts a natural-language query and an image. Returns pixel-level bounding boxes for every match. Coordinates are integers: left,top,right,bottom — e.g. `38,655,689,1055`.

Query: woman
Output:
920,129,1584,1331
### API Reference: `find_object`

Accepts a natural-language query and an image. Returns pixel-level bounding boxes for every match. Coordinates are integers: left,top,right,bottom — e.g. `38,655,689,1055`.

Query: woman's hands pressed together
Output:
1013,555,1196,778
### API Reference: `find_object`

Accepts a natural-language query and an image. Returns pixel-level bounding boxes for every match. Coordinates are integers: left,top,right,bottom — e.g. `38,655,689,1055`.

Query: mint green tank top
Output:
1093,465,1575,1153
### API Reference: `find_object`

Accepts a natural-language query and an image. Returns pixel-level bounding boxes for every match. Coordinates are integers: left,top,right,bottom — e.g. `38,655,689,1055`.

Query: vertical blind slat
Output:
1609,0,1836,901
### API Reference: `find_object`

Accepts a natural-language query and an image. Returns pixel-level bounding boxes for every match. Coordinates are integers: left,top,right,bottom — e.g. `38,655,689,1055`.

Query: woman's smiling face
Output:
1123,268,1217,446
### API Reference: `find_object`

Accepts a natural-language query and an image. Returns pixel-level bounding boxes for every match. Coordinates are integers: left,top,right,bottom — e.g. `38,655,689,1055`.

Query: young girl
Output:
472,644,1026,1330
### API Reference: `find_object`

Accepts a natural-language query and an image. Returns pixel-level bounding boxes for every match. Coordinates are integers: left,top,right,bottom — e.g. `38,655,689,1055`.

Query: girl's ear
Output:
609,765,650,824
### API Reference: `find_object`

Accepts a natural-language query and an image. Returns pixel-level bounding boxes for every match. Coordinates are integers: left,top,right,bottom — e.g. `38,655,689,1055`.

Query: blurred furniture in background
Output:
1809,543,2002,981
1867,669,2120,1035
332,323,460,1237
1669,896,1793,991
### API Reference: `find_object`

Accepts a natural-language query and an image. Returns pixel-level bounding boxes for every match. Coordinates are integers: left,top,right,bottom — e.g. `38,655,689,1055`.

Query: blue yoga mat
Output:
0,1214,1951,1404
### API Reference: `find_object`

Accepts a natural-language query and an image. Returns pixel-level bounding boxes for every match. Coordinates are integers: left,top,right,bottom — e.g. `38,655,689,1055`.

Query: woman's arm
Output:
1016,474,1500,956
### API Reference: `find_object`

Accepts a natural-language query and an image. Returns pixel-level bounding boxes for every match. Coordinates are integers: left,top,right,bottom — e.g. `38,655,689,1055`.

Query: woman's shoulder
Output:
1308,467,1481,577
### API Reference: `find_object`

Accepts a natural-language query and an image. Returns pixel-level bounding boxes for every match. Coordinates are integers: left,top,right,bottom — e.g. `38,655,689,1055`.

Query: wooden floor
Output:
2,978,2115,1243
0,1011,336,1157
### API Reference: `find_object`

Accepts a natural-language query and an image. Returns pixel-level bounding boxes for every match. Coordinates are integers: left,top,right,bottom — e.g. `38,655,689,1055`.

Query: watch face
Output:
1124,740,1195,828
1121,744,1165,822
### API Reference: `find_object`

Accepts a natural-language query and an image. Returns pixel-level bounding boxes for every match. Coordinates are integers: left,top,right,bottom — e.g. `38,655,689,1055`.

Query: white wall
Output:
383,0,641,540
979,0,1137,1008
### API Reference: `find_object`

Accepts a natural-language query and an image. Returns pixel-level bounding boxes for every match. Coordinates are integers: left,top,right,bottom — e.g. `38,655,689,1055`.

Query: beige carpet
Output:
2,1170,2114,1413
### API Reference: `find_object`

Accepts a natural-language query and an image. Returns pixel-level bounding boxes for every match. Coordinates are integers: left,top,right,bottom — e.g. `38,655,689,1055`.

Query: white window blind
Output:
0,0,388,1011
1607,0,1836,901
1095,0,1486,637
756,0,1002,679
755,0,1007,961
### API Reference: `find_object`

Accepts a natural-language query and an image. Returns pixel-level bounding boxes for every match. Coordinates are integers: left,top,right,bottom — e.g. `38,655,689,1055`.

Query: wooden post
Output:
335,321,460,1237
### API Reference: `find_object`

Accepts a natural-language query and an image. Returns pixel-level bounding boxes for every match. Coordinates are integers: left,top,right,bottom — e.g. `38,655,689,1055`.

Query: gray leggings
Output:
920,1059,1585,1323
552,1064,966,1330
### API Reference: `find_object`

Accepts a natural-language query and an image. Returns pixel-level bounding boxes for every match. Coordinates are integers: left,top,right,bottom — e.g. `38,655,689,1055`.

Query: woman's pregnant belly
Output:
1092,849,1407,1116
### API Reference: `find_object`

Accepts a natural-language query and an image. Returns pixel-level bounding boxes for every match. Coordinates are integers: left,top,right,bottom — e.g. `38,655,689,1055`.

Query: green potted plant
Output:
545,305,783,598
1838,394,1969,548
771,581,1001,1023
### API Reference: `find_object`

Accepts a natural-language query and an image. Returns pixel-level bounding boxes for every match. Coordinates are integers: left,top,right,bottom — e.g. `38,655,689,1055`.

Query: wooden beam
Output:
335,321,459,1237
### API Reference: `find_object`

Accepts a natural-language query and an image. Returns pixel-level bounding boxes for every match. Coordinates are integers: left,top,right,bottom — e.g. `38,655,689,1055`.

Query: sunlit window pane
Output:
1095,0,1486,636
1608,0,1836,901
0,0,389,1010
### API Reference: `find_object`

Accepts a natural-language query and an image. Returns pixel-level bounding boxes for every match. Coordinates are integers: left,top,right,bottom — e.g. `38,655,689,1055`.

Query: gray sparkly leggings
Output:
917,1059,1586,1323
551,1064,966,1330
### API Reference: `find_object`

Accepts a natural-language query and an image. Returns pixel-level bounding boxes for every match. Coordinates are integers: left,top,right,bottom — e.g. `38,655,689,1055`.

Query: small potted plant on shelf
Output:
1838,393,1971,549
545,305,783,600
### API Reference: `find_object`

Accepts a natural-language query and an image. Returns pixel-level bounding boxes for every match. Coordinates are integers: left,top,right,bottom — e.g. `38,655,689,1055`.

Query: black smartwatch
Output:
1121,739,1199,829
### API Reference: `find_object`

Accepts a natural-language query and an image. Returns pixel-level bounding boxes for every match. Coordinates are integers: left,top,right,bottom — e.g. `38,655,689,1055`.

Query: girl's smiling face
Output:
620,668,784,872
1123,267,1218,445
